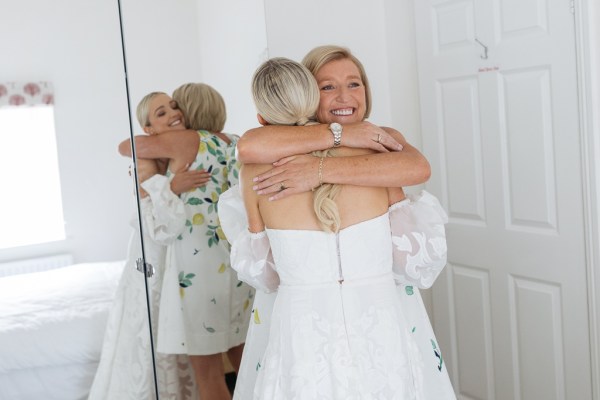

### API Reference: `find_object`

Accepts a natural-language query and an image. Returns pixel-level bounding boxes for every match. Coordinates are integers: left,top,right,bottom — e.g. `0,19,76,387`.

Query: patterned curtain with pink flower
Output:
0,82,54,108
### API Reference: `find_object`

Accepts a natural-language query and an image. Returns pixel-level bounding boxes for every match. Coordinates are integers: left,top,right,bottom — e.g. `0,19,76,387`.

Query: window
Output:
0,82,65,249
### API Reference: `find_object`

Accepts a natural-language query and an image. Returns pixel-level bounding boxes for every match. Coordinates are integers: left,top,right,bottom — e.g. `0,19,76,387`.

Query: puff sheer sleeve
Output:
218,186,280,293
139,174,186,245
389,190,449,289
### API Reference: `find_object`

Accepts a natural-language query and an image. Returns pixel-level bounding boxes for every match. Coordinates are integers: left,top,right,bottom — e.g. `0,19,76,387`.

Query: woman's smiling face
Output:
146,93,186,135
315,58,367,125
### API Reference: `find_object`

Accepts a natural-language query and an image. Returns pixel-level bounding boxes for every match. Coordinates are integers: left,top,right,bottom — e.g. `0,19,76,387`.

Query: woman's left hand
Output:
170,168,211,195
252,154,319,201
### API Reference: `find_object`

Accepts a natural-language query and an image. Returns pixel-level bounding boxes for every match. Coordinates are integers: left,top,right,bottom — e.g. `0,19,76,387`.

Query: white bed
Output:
0,261,125,400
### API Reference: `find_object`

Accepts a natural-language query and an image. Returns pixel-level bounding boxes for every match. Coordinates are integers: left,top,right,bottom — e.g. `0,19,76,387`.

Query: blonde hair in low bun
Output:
252,57,320,126
251,57,341,232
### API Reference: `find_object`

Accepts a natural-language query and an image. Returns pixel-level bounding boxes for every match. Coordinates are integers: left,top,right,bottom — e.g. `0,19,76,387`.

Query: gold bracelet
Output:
312,156,325,191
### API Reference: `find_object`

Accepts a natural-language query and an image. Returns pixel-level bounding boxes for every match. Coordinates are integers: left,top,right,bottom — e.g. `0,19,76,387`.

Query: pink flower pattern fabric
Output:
0,81,54,108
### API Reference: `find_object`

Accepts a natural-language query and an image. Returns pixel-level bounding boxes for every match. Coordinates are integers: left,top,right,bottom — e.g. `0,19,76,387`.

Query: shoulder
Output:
224,133,241,141
240,162,271,179
166,129,200,148
223,132,241,146
380,126,407,143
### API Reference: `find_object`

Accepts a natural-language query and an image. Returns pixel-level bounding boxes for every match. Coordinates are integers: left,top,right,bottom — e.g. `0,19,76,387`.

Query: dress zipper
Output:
336,232,344,284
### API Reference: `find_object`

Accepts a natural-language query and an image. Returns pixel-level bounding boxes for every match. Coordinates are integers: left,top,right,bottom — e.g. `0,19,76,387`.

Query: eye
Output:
349,81,362,88
320,84,334,91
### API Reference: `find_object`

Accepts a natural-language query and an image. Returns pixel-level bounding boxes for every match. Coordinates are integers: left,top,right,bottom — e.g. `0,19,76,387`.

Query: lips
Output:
169,118,183,127
331,108,354,116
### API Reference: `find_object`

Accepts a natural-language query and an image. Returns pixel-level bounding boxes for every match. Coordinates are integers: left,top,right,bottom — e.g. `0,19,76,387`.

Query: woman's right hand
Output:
170,167,211,195
342,121,403,152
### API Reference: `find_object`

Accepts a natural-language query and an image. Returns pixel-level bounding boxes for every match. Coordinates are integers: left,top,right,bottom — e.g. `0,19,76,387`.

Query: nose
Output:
168,108,183,118
335,86,350,102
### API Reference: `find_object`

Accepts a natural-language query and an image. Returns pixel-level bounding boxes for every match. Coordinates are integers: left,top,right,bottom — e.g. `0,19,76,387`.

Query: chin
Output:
331,115,361,124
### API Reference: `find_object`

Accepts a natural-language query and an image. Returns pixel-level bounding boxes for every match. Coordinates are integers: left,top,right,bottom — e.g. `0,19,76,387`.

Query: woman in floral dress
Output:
119,83,253,400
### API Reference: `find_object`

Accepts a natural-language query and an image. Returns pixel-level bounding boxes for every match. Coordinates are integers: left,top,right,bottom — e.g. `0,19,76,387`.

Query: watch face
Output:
331,122,342,133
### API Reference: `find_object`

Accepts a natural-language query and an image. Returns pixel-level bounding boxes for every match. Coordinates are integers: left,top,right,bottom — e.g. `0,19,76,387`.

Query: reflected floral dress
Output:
157,130,254,355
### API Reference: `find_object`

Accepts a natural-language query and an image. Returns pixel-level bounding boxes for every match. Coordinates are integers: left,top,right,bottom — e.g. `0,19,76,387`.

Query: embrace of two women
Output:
92,44,456,400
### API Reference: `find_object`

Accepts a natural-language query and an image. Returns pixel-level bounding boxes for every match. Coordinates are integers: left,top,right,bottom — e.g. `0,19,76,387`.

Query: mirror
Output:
118,1,270,398
0,1,150,399
122,1,425,399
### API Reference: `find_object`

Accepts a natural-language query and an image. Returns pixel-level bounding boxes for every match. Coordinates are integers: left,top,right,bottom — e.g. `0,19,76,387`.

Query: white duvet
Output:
0,260,124,400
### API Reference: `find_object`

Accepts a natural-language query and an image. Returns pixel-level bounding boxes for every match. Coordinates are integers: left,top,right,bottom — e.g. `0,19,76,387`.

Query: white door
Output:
413,1,592,399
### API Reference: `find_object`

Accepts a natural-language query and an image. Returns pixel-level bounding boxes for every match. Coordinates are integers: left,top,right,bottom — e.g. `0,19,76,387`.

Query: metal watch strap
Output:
330,123,342,147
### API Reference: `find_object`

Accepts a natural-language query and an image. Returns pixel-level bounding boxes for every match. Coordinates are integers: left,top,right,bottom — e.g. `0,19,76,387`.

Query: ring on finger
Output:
376,133,381,143
279,182,286,191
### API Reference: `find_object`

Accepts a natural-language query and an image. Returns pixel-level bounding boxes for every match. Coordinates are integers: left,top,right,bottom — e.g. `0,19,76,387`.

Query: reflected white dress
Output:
219,188,456,400
89,175,198,400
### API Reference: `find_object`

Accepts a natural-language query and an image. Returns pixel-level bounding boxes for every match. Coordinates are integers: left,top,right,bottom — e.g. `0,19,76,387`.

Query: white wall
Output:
260,0,421,149
383,0,422,149
263,0,393,125
120,0,204,116
1,0,135,263
121,0,268,138
194,0,269,136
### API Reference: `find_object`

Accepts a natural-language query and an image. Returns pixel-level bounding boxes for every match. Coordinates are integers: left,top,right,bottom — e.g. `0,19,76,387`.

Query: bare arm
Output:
252,127,430,200
240,165,265,233
321,129,430,187
236,121,402,164
118,130,198,159
118,130,199,172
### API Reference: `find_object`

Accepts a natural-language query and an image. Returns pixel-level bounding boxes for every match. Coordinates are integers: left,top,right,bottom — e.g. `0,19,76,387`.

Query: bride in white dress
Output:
90,92,202,400
223,56,455,399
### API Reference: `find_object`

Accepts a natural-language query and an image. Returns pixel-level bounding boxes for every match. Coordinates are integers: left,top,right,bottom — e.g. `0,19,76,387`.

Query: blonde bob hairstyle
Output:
172,83,227,132
136,91,168,129
302,45,372,119
251,57,341,232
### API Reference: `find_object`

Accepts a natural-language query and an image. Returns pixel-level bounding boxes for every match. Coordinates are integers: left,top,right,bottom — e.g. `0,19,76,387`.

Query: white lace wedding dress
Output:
89,175,198,400
255,213,421,399
219,187,456,400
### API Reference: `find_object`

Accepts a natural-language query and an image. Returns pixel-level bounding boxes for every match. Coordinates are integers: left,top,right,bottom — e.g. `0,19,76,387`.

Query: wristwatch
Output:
329,122,342,147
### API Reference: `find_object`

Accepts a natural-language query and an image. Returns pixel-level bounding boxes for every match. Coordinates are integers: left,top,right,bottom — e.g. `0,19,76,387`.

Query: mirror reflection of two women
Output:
92,45,456,400
91,84,251,400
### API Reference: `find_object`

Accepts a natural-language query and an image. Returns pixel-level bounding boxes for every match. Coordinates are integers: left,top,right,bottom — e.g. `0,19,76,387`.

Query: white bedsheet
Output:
0,260,125,400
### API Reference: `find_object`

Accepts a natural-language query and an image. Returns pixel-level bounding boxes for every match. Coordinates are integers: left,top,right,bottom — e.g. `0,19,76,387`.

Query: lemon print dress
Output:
157,130,254,355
